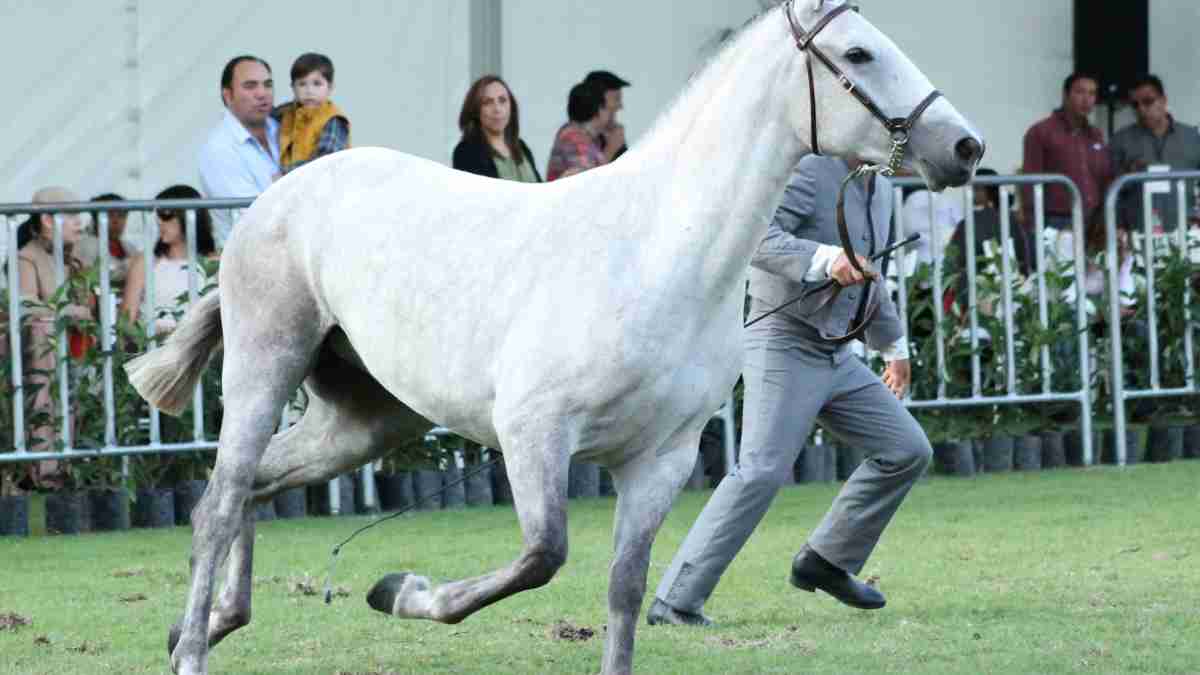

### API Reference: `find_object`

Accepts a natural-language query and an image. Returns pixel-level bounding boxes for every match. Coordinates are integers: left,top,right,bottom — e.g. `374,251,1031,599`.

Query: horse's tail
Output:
124,290,223,416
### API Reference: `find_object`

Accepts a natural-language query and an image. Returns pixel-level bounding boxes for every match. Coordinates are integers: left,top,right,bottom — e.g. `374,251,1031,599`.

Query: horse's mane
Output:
638,2,792,153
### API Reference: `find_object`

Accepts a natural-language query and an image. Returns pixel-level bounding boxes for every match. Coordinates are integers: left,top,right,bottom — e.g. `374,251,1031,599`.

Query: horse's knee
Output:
522,540,568,589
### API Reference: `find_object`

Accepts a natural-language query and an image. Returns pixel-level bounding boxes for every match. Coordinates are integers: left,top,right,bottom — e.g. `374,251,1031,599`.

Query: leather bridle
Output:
777,0,942,342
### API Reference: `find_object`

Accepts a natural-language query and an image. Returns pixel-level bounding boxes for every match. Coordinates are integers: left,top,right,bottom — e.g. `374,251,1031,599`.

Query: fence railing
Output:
888,174,1095,464
7,175,1195,493
1104,170,1200,465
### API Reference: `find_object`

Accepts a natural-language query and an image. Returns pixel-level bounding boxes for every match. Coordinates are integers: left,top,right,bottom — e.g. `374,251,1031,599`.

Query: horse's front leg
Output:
367,425,570,624
602,440,698,675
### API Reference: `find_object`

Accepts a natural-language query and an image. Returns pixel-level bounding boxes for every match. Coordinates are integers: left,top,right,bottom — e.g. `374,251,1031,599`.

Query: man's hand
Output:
882,358,910,398
830,252,878,286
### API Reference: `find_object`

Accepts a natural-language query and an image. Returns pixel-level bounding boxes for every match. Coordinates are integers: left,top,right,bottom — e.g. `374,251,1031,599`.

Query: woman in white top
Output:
120,185,217,334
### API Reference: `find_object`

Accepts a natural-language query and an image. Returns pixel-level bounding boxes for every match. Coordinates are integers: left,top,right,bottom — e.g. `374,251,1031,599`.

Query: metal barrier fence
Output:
18,172,1190,494
0,197,738,507
888,174,1094,464
1104,170,1200,465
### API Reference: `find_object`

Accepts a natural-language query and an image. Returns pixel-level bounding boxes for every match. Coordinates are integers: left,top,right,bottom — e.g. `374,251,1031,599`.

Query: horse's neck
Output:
631,11,810,306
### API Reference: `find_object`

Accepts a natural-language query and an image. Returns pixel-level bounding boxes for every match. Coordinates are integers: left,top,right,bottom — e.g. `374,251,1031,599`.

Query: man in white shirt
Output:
198,55,280,247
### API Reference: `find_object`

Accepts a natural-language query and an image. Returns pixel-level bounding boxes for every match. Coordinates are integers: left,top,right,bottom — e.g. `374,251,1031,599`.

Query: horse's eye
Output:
845,48,873,65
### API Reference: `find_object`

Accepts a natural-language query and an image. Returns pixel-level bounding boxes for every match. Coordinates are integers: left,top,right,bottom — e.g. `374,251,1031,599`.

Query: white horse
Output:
128,1,982,673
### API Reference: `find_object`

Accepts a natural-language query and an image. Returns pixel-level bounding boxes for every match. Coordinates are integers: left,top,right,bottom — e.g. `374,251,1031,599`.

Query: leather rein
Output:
746,1,941,340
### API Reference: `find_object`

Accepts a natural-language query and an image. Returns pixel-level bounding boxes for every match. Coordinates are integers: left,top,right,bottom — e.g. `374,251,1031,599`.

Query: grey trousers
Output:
655,307,932,614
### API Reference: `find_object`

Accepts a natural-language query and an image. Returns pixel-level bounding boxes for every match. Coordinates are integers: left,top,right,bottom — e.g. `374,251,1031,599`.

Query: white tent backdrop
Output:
1,0,1196,259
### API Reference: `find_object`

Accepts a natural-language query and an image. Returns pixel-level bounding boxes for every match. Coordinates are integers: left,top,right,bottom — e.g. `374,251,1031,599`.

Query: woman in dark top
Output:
452,75,541,183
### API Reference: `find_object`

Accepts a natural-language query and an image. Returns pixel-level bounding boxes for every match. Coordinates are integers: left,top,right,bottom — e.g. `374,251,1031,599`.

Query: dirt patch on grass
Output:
0,612,31,631
119,593,148,603
286,574,349,599
706,627,816,653
547,620,596,642
112,567,147,578
67,640,104,654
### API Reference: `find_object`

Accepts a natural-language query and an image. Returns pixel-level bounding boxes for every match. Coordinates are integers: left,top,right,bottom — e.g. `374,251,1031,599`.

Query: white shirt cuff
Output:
805,244,844,282
881,337,910,362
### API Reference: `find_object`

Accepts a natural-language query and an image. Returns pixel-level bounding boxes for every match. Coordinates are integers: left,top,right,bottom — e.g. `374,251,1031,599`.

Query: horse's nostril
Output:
955,137,983,163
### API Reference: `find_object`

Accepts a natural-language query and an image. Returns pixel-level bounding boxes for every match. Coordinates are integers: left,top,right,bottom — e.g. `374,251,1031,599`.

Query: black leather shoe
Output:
646,598,715,627
789,545,886,610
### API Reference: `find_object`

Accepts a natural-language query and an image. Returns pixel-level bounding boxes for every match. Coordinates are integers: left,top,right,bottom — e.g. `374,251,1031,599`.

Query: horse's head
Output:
784,0,984,190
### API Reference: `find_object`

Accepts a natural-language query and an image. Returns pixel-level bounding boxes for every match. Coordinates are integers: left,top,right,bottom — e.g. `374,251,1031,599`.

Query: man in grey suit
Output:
648,154,931,626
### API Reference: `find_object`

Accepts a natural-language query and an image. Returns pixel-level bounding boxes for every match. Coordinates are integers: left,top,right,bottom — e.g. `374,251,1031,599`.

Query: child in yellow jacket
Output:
272,52,351,174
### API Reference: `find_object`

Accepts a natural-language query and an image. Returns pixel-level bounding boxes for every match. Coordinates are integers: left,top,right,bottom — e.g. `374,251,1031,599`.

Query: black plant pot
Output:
313,475,357,516
820,443,837,482
598,468,616,496
491,459,513,505
274,487,307,519
795,444,818,483
174,480,208,526
836,445,866,481
442,466,467,510
1064,429,1096,466
1040,431,1067,469
568,461,600,499
377,472,414,512
254,499,277,522
414,469,444,511
982,436,1014,473
46,491,88,535
1101,427,1141,465
133,488,176,529
1014,435,1042,471
1183,425,1200,459
0,494,30,537
89,488,131,532
464,465,494,507
935,440,975,477
1145,426,1184,463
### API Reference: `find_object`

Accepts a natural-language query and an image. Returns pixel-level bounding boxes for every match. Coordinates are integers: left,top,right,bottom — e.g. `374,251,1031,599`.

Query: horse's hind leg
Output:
367,425,570,624
170,314,323,674
170,346,429,659
602,438,698,675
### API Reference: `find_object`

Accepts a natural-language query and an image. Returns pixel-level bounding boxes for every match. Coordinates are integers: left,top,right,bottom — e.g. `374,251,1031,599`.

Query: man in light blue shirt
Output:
198,55,280,246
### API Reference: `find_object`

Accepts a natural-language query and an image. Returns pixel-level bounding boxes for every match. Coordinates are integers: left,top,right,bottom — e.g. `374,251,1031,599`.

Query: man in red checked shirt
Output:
1021,72,1115,240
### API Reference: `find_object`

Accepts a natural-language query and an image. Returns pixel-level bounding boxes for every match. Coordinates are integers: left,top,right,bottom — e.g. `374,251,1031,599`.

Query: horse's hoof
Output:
167,620,182,657
367,573,410,615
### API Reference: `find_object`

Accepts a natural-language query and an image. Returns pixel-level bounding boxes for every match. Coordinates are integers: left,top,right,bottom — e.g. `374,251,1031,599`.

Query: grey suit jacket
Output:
748,155,903,351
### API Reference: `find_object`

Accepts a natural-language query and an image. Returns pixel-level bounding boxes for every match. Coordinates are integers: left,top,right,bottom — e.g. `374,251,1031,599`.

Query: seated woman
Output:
15,187,94,487
452,75,541,183
120,185,217,335
545,81,621,181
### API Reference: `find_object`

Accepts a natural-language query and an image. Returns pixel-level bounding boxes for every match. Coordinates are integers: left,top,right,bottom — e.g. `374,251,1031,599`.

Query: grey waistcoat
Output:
748,154,903,351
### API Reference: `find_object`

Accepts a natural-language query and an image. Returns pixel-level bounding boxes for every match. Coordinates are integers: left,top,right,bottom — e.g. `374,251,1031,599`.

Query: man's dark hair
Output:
972,167,1000,207
584,70,631,92
567,82,604,123
1062,71,1096,95
291,52,335,85
1130,74,1165,98
220,55,271,101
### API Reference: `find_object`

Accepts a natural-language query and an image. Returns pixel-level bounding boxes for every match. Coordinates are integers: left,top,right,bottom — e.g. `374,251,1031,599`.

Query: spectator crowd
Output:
4,49,1200,490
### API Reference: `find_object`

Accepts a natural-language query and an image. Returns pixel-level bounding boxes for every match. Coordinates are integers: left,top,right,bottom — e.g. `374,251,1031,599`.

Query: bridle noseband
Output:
766,0,943,342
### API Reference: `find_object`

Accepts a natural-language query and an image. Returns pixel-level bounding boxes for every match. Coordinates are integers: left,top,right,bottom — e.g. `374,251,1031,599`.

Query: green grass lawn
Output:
2,463,1199,674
